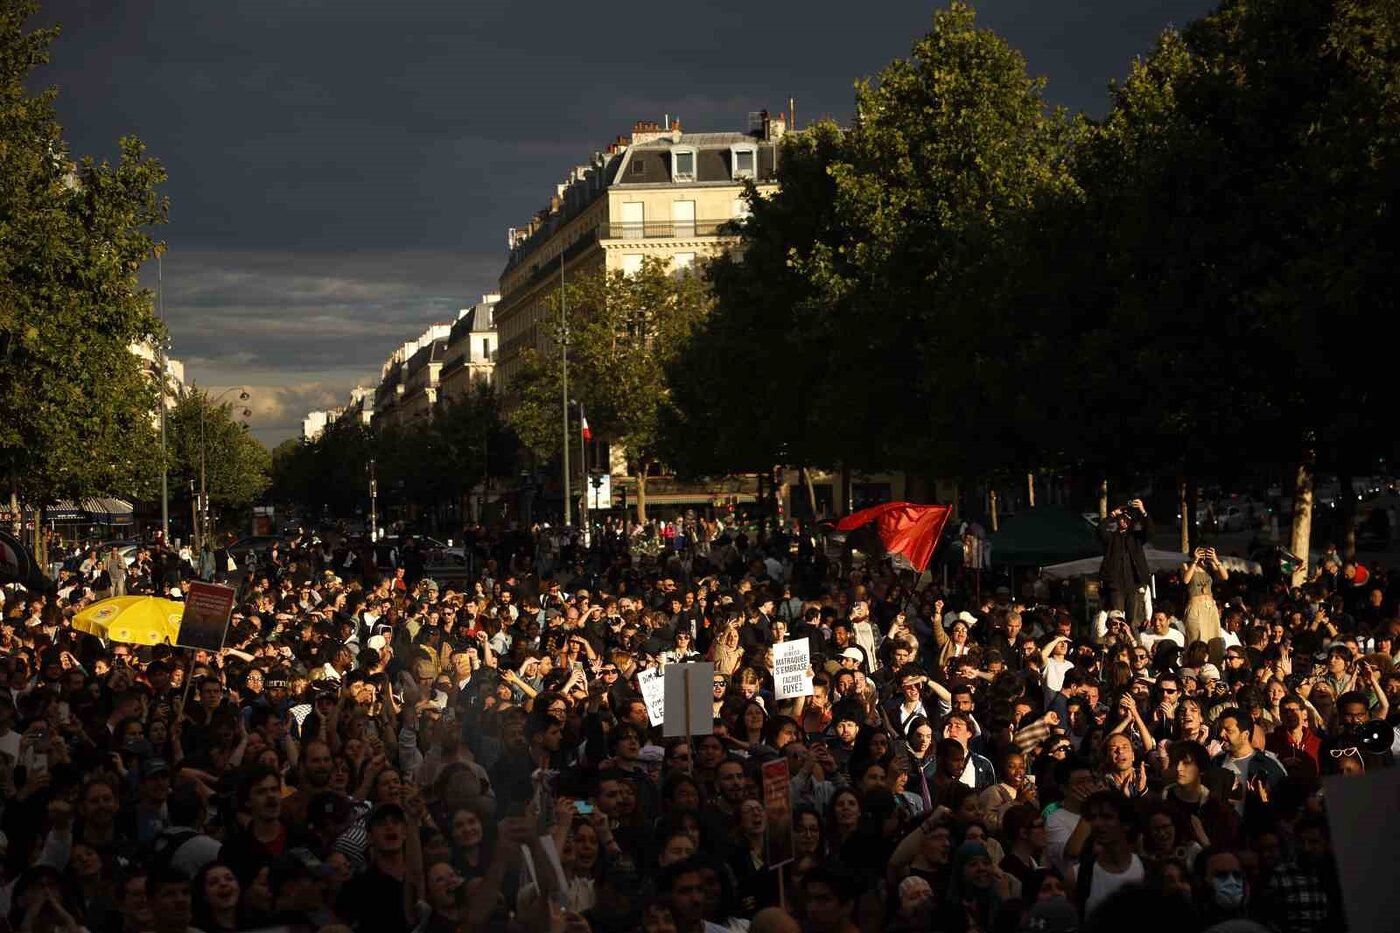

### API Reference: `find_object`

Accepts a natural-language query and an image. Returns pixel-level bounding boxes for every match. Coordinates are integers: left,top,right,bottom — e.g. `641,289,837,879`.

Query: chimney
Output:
767,111,787,142
630,120,670,145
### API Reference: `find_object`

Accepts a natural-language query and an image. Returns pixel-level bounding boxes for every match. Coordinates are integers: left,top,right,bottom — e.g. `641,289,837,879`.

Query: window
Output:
481,338,490,360
732,198,752,220
620,202,644,238
621,254,644,276
730,145,756,179
671,147,696,183
674,252,696,272
671,200,696,237
630,157,645,175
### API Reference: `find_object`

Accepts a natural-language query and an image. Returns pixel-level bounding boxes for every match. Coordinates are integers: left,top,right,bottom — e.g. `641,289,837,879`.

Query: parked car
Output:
379,535,466,566
225,535,286,560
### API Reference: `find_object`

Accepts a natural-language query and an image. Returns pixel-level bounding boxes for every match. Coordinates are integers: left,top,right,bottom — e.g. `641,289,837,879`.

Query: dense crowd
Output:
1,503,1394,933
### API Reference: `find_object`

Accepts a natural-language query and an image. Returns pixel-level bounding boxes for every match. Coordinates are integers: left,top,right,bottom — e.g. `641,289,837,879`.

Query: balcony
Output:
599,219,735,240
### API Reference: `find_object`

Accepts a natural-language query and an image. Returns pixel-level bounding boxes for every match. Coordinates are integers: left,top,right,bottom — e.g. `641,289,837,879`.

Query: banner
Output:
638,667,666,726
662,662,714,738
177,582,237,651
772,639,813,700
761,759,794,867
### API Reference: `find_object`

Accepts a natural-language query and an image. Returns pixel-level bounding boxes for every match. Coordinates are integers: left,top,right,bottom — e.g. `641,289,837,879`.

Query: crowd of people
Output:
0,504,1394,933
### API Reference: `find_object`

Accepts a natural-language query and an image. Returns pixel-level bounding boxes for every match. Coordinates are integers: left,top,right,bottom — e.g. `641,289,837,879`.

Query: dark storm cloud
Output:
34,0,1215,441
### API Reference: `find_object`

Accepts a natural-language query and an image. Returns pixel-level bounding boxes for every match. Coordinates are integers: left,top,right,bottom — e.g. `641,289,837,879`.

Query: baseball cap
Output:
639,744,665,764
1198,663,1222,682
366,802,407,827
143,758,172,779
366,634,388,651
840,647,864,663
1107,609,1127,621
1023,896,1079,933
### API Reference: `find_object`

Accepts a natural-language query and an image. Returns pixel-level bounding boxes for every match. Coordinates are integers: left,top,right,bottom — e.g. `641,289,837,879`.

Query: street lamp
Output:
199,386,251,552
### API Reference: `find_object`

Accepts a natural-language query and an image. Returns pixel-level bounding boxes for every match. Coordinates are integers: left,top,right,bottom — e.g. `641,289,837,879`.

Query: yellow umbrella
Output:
72,596,184,646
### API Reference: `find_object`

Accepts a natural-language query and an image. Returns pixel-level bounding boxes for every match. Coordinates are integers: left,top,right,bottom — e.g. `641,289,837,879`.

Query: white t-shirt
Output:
1044,806,1081,875
1084,853,1146,917
1139,629,1185,652
1044,657,1074,694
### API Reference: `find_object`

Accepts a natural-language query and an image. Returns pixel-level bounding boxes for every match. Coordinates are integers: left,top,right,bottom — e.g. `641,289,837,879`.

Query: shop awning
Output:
49,498,134,524
47,501,87,522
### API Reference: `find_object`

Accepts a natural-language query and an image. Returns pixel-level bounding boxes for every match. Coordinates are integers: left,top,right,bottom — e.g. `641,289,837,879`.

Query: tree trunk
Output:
800,466,819,519
635,463,649,524
988,488,999,532
8,488,19,537
1098,479,1109,521
32,508,45,571
1027,471,1036,508
1178,476,1190,554
1290,451,1315,586
1338,470,1356,562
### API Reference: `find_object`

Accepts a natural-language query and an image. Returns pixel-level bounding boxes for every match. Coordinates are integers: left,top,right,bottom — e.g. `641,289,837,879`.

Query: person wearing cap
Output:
118,755,173,848
269,848,336,928
334,801,419,933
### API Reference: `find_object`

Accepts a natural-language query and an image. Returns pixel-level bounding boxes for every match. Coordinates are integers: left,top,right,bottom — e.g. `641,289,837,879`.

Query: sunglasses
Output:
1330,747,1362,759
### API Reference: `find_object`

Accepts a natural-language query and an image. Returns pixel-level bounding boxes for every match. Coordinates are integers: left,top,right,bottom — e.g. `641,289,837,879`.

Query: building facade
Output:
371,324,452,429
438,293,500,403
302,409,342,441
493,112,786,390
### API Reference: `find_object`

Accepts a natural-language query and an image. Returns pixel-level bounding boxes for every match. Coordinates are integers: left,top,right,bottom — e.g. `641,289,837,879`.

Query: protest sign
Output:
177,581,237,651
662,662,714,738
761,759,794,867
772,639,813,700
1324,766,1400,933
638,666,666,727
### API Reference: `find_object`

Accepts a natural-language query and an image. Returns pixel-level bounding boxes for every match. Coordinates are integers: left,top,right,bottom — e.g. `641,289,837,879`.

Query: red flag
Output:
833,501,952,572
580,404,592,442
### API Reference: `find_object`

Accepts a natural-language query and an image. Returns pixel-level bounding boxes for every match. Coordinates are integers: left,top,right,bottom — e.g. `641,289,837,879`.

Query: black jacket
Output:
1099,516,1153,591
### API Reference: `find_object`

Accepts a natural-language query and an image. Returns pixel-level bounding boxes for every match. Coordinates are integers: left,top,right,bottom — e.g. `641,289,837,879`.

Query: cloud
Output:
150,248,498,442
37,0,1218,446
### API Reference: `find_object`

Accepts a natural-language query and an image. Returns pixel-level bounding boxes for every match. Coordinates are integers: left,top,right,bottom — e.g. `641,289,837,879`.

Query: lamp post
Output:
574,399,588,546
559,251,571,527
368,458,378,542
198,386,251,552
157,254,170,544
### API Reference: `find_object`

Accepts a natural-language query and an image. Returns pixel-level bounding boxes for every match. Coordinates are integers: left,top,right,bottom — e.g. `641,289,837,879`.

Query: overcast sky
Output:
35,0,1215,445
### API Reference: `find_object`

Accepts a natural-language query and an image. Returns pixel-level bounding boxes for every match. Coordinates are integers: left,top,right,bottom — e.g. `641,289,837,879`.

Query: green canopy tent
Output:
989,507,1100,567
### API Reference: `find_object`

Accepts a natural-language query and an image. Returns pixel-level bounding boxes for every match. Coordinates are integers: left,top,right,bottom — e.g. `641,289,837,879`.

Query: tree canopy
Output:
0,0,168,506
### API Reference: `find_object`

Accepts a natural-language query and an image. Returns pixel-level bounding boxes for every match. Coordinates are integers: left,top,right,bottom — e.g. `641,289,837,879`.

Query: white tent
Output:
1041,548,1262,580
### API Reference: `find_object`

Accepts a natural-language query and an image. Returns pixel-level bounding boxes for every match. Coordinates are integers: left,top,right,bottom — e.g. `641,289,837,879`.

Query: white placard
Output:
772,639,813,700
638,666,666,726
662,662,714,738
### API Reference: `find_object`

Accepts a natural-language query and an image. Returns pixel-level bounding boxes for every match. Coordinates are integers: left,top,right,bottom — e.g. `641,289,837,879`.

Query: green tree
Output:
165,389,270,527
510,260,711,521
665,120,850,507
668,4,1076,499
0,0,168,532
1065,0,1400,566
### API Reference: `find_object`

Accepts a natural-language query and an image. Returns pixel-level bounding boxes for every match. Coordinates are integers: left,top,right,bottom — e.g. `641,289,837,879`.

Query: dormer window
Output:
671,147,697,183
730,145,756,180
